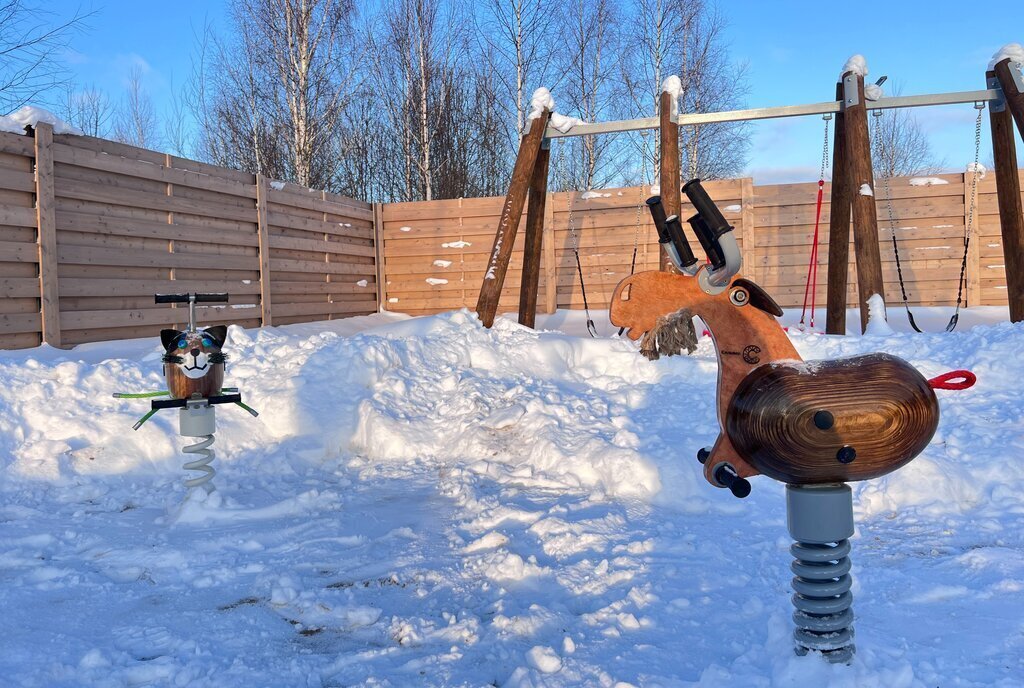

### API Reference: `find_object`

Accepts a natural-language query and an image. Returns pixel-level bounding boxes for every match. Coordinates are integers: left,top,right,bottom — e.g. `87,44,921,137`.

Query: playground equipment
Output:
610,178,975,662
114,293,258,492
476,49,1024,334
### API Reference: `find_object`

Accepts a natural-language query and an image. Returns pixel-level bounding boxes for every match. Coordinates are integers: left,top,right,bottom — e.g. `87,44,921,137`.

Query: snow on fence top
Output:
0,106,82,136
989,42,1024,69
840,54,868,79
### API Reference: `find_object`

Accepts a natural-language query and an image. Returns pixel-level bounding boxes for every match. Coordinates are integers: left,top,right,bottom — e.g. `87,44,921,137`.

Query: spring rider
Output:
611,179,972,663
114,293,258,493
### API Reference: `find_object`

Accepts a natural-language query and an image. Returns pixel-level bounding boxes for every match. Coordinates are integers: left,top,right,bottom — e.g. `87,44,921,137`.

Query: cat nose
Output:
190,348,200,357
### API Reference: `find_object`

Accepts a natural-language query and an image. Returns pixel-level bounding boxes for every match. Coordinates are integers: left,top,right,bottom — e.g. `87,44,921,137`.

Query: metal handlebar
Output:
681,179,742,291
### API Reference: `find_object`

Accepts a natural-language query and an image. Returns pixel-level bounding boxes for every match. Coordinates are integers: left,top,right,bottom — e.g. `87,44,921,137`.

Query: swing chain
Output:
566,191,598,337
820,115,831,182
957,104,985,310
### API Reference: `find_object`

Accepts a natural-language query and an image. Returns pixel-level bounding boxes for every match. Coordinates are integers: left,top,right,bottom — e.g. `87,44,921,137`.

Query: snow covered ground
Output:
1,307,1023,687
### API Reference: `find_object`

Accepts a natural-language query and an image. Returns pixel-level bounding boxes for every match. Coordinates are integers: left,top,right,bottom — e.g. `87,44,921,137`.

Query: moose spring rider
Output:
611,179,961,663
114,293,258,493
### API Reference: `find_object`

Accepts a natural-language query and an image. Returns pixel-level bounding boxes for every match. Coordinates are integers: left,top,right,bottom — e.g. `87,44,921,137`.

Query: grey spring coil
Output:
181,434,216,492
790,538,855,661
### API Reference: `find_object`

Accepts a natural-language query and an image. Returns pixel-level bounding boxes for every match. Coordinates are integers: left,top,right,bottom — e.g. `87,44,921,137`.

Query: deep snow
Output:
1,308,1023,687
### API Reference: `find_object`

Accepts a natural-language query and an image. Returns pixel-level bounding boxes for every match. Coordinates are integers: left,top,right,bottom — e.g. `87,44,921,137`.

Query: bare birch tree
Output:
113,67,159,148
0,1,88,110
59,84,112,137
870,85,939,178
552,0,626,191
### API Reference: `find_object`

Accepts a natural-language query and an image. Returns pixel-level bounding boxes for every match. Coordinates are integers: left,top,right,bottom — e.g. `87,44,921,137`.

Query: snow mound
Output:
864,82,884,100
967,162,987,179
864,294,894,336
840,54,868,79
527,87,555,122
0,106,83,135
988,43,1024,69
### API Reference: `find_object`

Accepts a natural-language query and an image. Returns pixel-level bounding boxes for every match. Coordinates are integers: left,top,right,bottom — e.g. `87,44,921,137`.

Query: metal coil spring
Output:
181,434,216,493
790,538,855,662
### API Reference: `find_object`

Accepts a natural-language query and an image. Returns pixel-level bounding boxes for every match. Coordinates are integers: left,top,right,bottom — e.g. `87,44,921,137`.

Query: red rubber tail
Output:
928,370,976,390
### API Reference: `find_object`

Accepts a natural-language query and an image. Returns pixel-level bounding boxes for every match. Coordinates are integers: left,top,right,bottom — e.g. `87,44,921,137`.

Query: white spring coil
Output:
181,434,216,492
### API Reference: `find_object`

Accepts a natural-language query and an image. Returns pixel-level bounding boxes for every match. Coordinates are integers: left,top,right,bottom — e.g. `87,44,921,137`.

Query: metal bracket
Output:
1011,61,1024,94
842,73,860,109
987,74,1007,113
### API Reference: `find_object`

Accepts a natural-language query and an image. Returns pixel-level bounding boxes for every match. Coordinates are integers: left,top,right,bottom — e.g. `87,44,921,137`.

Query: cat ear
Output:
203,325,228,348
161,329,184,350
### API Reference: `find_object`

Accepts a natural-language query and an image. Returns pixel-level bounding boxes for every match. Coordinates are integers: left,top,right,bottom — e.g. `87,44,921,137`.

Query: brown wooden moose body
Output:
609,270,940,488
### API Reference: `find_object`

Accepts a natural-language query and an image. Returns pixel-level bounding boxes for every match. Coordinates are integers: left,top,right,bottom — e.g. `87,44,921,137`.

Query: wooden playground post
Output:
841,70,885,333
992,58,1024,139
518,139,551,328
988,68,1024,322
659,90,681,271
476,109,552,328
826,82,852,335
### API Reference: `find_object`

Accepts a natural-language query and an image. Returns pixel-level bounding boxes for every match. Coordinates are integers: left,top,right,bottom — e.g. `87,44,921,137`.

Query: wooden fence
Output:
0,125,376,349
380,171,1024,316
2,122,1022,349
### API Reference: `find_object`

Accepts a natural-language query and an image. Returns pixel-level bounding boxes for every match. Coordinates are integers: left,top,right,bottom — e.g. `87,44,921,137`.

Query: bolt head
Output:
836,446,857,464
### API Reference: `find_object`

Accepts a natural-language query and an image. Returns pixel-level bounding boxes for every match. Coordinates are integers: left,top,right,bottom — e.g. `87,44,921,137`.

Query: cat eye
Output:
201,335,214,347
176,336,188,349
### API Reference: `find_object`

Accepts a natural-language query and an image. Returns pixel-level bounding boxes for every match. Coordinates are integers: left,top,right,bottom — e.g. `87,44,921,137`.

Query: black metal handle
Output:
151,393,242,410
154,293,229,304
688,215,725,271
664,215,698,269
682,179,733,271
647,196,698,270
195,293,229,303
155,294,190,304
713,463,751,499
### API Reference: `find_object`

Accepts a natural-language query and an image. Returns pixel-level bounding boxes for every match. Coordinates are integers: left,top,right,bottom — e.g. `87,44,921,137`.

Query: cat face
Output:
161,326,227,380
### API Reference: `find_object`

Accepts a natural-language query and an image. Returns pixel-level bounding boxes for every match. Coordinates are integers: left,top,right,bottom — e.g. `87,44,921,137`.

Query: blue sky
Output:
53,0,1022,184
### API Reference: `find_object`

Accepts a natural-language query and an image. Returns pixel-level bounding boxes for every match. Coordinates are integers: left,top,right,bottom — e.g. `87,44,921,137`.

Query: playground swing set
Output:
473,52,1024,662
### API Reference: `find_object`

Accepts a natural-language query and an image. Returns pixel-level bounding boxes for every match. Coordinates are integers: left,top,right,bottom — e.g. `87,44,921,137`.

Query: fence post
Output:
373,202,386,312
34,123,61,347
842,70,886,333
740,177,756,281
255,174,273,326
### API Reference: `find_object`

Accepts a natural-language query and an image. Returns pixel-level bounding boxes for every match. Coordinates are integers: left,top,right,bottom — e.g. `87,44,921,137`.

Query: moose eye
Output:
201,335,214,347
176,337,188,349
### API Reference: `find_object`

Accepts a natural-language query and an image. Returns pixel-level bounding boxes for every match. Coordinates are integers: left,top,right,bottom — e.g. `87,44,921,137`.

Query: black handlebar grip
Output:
154,294,190,304
713,464,751,499
664,215,698,269
646,196,670,243
194,293,229,303
682,178,733,239
689,215,726,271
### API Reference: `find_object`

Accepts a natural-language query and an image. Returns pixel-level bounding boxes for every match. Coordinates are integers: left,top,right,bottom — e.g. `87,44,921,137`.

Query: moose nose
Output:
190,348,200,357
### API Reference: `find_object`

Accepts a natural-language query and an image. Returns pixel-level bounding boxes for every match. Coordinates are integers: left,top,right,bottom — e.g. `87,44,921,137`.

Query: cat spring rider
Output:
114,293,258,493
610,179,973,663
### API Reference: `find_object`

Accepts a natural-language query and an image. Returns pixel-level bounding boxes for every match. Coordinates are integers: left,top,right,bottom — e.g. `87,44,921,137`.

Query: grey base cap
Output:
179,404,215,437
786,484,854,544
